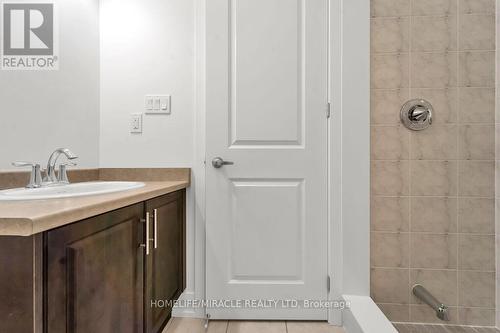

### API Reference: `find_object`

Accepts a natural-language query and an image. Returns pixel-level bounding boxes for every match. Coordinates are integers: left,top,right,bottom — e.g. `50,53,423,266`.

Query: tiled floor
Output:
163,318,346,333
394,323,500,333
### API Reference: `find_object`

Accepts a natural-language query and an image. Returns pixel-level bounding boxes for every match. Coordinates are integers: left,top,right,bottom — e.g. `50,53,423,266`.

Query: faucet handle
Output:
12,162,43,188
58,162,77,183
12,161,37,167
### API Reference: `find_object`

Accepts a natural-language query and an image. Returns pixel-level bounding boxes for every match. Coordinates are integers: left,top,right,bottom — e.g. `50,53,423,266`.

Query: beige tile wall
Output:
370,0,496,326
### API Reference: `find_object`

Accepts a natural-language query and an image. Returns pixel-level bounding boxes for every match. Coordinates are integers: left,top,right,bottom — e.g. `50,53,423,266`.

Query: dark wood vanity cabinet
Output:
0,190,185,333
145,191,185,333
46,203,145,333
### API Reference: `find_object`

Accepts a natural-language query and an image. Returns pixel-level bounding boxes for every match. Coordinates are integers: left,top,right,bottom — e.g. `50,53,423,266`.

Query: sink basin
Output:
0,181,145,201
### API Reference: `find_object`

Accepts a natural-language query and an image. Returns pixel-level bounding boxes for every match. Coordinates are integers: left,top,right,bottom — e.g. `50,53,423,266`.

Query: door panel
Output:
230,0,303,146
230,179,304,281
206,0,328,320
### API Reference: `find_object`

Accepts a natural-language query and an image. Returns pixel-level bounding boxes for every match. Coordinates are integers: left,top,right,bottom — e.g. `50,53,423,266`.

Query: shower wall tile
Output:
410,233,457,269
411,0,457,16
370,0,496,325
458,198,495,234
458,0,495,14
410,125,457,160
371,0,410,17
371,196,410,232
372,54,410,89
411,88,457,124
371,232,410,267
458,88,495,123
410,161,457,196
371,161,410,196
496,127,500,157
411,16,457,52
371,89,410,124
458,307,496,326
458,234,495,271
411,52,458,88
410,269,458,305
410,197,457,233
458,51,495,87
410,305,459,324
458,161,495,197
458,271,495,307
458,14,495,50
371,268,410,304
377,303,410,322
458,125,495,160
371,126,410,160
372,18,410,53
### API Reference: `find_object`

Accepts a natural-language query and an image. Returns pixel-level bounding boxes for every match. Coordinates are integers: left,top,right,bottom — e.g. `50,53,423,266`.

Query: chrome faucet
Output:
57,162,77,184
413,284,450,321
12,162,43,188
44,148,78,183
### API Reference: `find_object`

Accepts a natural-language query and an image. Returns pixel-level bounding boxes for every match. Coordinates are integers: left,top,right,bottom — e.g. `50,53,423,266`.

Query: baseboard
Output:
171,290,205,318
342,295,397,333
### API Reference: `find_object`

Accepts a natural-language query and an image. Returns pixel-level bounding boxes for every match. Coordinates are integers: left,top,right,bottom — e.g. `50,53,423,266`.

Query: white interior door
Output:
206,0,328,320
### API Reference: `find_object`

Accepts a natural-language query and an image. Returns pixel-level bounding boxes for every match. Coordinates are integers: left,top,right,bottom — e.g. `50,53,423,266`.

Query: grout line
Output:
285,321,288,333
371,266,495,273
392,323,500,333
371,87,496,90
379,302,496,310
374,193,496,198
372,49,497,56
371,231,496,236
495,0,499,328
455,0,461,322
372,194,496,200
371,123,496,127
372,13,496,19
408,0,413,319
371,158,497,161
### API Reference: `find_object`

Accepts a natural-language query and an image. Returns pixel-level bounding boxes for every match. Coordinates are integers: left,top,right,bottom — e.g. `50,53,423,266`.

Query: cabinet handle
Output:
153,209,158,249
142,212,151,255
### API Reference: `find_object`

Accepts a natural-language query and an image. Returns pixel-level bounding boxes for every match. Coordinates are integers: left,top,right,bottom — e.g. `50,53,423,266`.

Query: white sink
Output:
0,181,145,201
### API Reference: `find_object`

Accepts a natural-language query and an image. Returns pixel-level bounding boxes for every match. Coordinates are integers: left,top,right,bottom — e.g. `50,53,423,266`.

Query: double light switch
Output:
131,95,171,133
145,95,171,114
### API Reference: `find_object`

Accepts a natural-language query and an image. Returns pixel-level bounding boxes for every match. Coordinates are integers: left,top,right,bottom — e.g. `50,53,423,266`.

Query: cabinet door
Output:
46,204,145,333
145,190,185,333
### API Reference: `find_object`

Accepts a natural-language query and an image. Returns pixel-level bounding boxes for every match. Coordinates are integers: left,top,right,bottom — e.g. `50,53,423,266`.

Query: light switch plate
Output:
145,95,171,114
145,97,153,110
130,113,143,133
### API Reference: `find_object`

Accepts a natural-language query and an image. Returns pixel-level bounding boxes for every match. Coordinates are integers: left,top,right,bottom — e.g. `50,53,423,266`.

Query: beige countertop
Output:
0,169,190,236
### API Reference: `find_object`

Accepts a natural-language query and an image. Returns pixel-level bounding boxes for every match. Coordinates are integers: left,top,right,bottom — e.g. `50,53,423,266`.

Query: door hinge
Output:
326,102,331,119
327,275,331,293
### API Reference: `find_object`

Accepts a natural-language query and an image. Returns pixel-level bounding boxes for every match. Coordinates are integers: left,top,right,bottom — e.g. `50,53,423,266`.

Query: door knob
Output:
212,157,234,169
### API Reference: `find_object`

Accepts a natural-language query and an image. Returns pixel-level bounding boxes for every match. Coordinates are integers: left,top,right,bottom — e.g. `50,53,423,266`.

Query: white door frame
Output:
174,0,370,325
328,0,370,325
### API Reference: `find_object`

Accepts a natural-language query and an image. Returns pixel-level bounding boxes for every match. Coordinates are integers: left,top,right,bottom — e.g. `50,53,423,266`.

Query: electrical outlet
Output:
130,114,143,133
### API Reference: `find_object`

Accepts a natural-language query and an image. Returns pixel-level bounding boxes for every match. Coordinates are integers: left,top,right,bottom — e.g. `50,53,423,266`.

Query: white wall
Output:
0,0,100,170
99,0,198,310
99,0,195,167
